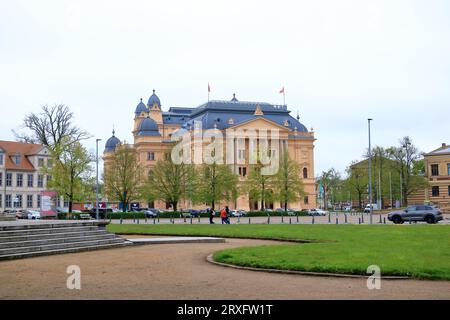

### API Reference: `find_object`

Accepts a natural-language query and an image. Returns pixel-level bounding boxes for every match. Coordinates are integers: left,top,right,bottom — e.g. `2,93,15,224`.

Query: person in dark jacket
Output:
208,208,215,224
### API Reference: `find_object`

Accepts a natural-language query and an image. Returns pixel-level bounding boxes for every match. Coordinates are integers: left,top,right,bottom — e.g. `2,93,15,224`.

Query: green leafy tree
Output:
386,137,429,206
141,153,193,212
274,152,305,212
345,163,368,209
44,138,93,213
193,163,238,210
244,161,276,211
104,145,142,212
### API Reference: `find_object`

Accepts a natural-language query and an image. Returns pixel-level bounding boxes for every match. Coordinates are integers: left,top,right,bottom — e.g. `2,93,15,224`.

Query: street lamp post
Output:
368,118,373,224
96,138,102,220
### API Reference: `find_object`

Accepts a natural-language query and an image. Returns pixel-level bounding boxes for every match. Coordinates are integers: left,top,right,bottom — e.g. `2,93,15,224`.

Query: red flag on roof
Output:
208,83,211,93
279,86,285,94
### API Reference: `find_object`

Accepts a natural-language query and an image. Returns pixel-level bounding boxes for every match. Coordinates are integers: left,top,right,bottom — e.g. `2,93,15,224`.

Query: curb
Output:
206,254,411,280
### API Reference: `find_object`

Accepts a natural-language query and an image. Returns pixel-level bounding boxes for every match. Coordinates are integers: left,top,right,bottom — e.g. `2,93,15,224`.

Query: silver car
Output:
387,205,443,224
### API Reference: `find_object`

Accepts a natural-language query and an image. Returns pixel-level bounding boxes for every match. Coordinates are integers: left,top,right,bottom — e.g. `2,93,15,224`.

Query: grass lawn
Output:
107,224,450,280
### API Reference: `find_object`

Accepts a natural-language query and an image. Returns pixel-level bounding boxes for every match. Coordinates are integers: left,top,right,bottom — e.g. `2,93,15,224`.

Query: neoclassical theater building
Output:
103,90,316,211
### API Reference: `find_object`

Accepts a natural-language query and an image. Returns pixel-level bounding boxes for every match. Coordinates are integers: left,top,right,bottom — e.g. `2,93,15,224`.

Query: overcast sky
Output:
1,0,449,175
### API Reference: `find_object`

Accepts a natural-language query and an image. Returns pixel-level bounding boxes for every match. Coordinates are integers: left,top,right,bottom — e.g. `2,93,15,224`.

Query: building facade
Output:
0,140,51,212
423,143,450,212
103,90,316,211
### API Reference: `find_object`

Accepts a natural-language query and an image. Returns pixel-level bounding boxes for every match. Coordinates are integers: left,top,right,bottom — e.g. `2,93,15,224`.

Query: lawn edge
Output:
206,254,411,280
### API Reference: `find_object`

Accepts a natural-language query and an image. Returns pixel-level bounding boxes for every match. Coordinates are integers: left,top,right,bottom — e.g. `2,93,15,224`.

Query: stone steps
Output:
0,221,132,260
0,242,131,261
0,230,109,243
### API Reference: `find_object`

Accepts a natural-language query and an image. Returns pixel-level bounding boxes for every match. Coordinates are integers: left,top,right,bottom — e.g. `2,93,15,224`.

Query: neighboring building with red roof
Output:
0,140,53,212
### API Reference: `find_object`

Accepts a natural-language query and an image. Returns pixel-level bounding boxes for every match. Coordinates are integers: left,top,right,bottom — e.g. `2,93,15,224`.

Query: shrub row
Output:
57,210,310,220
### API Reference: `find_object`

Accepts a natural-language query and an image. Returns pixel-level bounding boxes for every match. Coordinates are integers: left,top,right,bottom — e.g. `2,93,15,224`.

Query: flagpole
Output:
283,91,285,106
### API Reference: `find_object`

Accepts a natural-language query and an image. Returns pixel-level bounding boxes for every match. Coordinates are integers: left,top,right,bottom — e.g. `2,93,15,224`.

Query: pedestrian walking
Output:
220,208,229,224
208,208,215,224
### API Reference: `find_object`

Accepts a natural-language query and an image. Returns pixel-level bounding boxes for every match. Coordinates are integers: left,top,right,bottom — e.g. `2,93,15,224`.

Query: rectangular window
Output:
0,154,3,165
448,164,450,176
38,175,44,188
5,194,12,208
432,186,440,197
38,158,44,167
238,150,246,160
14,195,22,208
16,173,23,187
6,173,12,186
0,172,2,187
431,164,439,176
57,197,61,208
13,155,21,165
47,175,52,184
0,194,2,208
147,152,155,161
239,166,247,177
448,186,450,196
304,196,309,205
27,174,34,187
47,159,53,168
64,199,69,207
37,195,41,208
27,195,33,208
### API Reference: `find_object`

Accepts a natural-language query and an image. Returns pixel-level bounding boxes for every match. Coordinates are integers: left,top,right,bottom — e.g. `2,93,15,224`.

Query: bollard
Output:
409,219,412,224
281,216,284,223
361,215,364,224
248,217,251,224
336,217,338,224
120,217,123,225
383,217,386,224
145,217,147,224
328,213,331,223
344,214,348,224
289,218,292,224
198,216,201,223
184,217,186,223
358,217,361,224
238,216,240,224
379,214,382,224
296,215,299,223
267,216,270,224
312,216,315,224
153,217,156,224
137,218,140,224
190,217,193,224
172,218,175,224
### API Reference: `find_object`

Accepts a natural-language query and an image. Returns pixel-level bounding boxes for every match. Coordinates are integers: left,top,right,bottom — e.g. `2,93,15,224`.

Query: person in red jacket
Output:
220,208,228,224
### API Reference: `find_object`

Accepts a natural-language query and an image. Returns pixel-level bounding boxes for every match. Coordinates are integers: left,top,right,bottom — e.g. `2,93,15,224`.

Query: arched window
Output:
303,167,308,179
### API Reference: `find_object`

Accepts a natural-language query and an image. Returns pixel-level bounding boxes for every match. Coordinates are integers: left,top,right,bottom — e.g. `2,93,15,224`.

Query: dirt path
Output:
0,238,449,300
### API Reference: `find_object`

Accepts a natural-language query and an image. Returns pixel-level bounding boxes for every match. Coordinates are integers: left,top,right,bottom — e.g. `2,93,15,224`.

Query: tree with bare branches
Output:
14,104,90,149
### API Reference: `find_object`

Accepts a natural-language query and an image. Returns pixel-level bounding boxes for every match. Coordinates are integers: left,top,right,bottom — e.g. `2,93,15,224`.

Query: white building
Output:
0,140,67,212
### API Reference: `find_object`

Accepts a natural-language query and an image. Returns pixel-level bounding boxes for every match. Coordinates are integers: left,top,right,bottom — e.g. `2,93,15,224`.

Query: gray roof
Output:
104,131,120,152
137,117,161,136
135,99,147,114
148,90,161,107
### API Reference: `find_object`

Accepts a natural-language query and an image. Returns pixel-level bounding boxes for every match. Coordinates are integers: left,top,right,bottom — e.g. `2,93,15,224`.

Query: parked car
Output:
387,205,443,224
308,208,327,216
25,210,41,220
364,203,379,213
143,209,158,218
181,209,201,218
230,210,246,217
4,209,26,219
88,208,113,219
